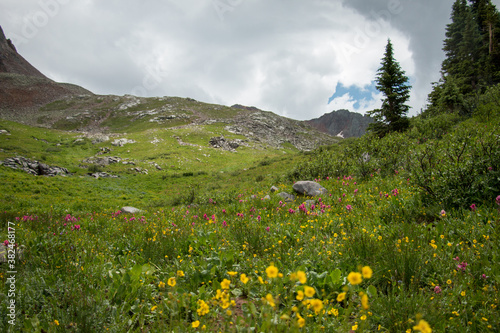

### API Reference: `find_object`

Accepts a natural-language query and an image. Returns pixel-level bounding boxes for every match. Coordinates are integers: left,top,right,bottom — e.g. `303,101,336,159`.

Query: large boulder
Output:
292,181,328,197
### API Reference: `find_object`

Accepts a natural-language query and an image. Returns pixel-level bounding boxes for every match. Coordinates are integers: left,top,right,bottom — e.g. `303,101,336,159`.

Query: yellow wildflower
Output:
240,273,249,284
297,270,307,284
304,286,315,298
266,265,279,278
361,293,369,309
265,294,276,307
221,279,231,290
362,266,373,279
192,321,200,328
337,292,346,302
413,319,432,333
167,277,176,287
348,272,363,285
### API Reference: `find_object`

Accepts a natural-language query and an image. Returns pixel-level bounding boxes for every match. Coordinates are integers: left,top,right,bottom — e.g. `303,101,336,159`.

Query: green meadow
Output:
0,107,499,332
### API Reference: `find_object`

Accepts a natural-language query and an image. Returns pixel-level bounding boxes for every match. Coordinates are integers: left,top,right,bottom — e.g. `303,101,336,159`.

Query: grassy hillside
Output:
0,111,499,332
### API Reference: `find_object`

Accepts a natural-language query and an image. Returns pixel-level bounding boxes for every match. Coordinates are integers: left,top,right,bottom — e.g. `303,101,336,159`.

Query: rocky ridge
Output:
307,109,374,138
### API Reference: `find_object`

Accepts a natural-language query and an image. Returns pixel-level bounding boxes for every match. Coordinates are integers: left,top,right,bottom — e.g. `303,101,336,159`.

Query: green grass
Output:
0,115,499,332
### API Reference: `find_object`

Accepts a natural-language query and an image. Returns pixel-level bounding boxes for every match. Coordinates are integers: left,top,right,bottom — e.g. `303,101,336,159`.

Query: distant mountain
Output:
0,25,92,113
0,26,338,151
307,109,373,138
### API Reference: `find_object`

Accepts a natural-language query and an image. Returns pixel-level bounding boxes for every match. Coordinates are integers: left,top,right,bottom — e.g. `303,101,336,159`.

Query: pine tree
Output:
470,0,500,85
442,0,481,95
368,39,411,137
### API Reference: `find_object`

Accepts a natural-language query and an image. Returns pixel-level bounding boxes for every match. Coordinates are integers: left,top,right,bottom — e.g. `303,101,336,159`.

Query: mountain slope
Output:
0,25,92,115
307,109,373,138
0,26,337,151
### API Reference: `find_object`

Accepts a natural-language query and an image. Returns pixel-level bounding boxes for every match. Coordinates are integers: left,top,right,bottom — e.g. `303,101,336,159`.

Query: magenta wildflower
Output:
222,221,227,227
496,195,500,206
434,286,442,294
265,227,270,232
470,204,477,211
288,208,295,214
346,205,352,211
3,240,9,246
457,261,468,272
257,215,261,222
299,203,307,213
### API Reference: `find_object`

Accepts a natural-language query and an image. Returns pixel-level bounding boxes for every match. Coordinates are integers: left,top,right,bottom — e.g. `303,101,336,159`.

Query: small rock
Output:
270,186,279,193
121,206,142,214
112,138,136,147
277,192,295,202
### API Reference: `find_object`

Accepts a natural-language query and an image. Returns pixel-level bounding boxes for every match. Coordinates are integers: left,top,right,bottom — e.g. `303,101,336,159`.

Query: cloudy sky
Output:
1,0,499,120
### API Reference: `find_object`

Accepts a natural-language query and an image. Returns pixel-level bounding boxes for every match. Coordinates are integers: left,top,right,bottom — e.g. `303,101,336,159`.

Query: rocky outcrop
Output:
88,172,119,179
225,108,338,151
307,109,373,138
1,157,70,176
209,136,247,152
111,138,136,147
82,156,122,166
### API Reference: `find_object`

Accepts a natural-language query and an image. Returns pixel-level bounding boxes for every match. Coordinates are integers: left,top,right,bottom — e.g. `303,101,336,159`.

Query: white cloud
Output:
2,0,489,121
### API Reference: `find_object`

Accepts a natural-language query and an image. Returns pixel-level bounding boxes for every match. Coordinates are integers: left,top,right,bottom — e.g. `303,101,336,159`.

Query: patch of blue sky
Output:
328,82,379,109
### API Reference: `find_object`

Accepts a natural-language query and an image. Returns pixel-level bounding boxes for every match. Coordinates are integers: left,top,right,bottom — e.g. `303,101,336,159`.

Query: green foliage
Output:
368,39,411,137
410,121,500,208
427,0,500,116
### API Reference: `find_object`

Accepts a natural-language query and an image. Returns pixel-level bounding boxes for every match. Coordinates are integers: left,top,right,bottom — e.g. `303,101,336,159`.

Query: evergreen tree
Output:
368,39,411,137
427,0,500,117
470,0,500,85
442,0,481,95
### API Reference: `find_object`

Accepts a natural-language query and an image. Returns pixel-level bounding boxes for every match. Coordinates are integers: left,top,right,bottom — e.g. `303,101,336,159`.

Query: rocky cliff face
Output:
0,25,92,114
0,26,47,78
307,109,374,138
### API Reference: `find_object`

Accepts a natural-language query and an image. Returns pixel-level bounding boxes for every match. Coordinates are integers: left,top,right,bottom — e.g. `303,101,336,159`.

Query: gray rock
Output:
1,156,70,176
270,186,279,193
277,192,295,202
88,172,119,179
112,138,136,147
305,200,316,207
293,181,328,197
121,206,142,214
263,195,271,200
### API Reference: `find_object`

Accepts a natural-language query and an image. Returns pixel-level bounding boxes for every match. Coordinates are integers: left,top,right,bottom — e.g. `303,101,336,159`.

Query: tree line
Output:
369,0,500,137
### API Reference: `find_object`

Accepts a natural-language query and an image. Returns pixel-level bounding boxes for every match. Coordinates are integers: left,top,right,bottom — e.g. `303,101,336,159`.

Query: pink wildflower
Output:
470,204,476,211
434,286,442,294
346,205,352,211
